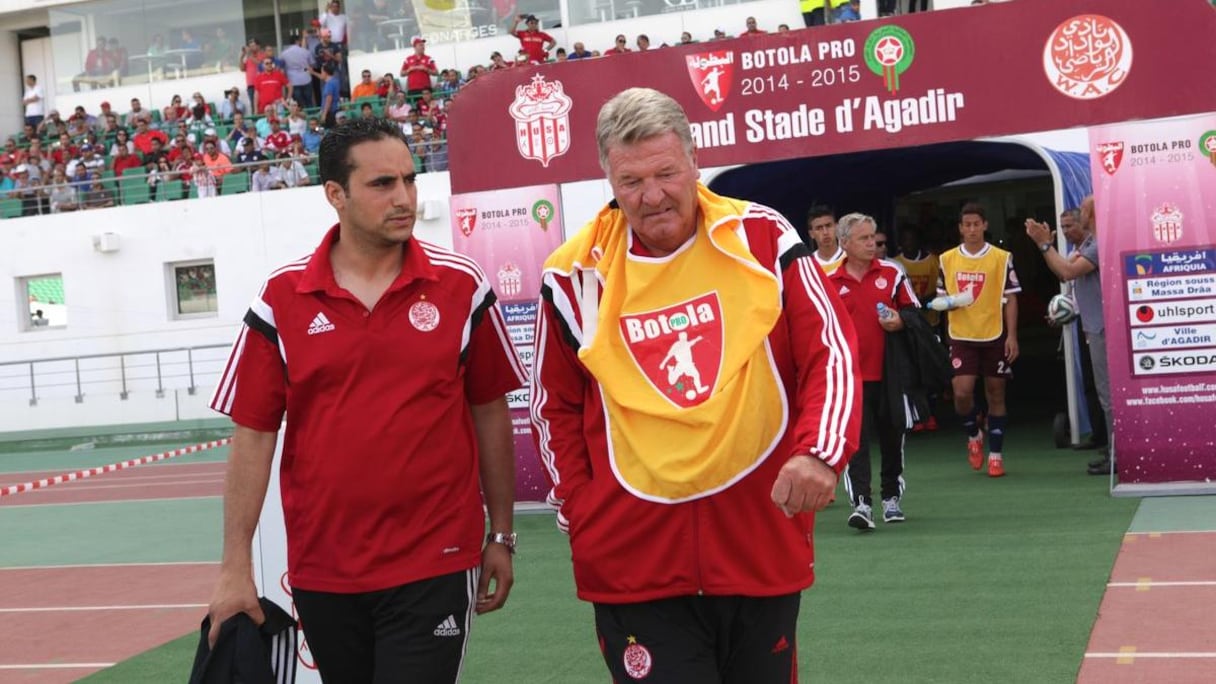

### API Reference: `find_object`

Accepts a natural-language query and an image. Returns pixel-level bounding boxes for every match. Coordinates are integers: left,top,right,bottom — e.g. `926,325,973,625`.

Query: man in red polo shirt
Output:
207,118,525,681
828,212,918,531
508,14,554,63
400,38,437,96
252,56,289,114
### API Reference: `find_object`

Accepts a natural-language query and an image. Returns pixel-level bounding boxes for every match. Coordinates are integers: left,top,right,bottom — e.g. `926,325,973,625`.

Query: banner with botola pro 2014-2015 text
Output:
1090,113,1216,488
446,0,1216,194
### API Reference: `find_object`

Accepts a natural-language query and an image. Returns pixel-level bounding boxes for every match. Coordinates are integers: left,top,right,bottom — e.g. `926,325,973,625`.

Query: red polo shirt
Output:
828,258,917,381
401,53,436,92
210,226,527,593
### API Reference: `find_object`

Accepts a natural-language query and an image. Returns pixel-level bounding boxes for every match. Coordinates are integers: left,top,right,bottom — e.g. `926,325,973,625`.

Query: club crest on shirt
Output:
409,300,440,332
623,636,653,679
618,292,723,409
955,271,986,299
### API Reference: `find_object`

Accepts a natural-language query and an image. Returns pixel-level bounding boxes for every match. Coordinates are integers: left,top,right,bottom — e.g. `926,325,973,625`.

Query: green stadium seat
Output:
122,182,150,205
157,180,182,201
221,172,249,195
0,198,22,219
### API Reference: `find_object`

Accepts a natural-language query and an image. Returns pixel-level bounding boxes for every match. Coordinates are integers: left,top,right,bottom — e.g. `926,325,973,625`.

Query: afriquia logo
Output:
864,25,915,95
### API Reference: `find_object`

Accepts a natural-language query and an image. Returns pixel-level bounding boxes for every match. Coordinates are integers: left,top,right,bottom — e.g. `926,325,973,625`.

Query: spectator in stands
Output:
205,27,235,69
126,98,152,128
286,101,308,137
145,158,166,197
82,172,115,209
301,117,324,153
23,75,44,128
425,128,447,172
10,165,40,216
330,43,352,99
227,112,255,149
241,39,265,109
46,168,79,213
66,106,95,137
319,63,341,128
202,139,232,178
263,45,286,70
712,28,728,40
108,129,134,157
179,29,204,69
605,35,630,55
778,23,791,32
219,87,246,120
264,117,293,153
376,73,399,99
277,152,309,188
802,0,847,26
401,38,438,96
435,69,463,98
73,37,116,91
144,137,170,166
352,69,377,99
251,160,280,192
164,94,188,121
407,122,430,171
186,94,214,129
107,37,129,77
553,47,567,62
679,32,695,45
133,119,168,155
38,110,67,139
568,42,592,59
0,158,13,194
359,102,375,119
234,136,266,165
147,33,167,56
510,14,555,63
740,16,765,36
386,91,410,125
110,142,142,177
836,0,862,22
636,35,651,51
488,51,511,70
71,144,105,177
281,33,316,109
191,154,218,197
254,56,289,113
94,101,115,129
51,133,79,166
203,128,232,157
319,0,349,45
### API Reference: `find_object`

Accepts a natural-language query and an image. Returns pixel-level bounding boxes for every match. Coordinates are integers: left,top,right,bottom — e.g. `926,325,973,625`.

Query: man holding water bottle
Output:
828,213,919,530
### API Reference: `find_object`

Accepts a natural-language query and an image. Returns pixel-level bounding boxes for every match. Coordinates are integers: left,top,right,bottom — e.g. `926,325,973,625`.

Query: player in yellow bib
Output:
807,206,846,275
931,203,1020,477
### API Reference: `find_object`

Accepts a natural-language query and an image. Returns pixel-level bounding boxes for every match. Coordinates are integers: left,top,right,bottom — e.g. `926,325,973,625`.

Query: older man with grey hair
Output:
530,87,860,683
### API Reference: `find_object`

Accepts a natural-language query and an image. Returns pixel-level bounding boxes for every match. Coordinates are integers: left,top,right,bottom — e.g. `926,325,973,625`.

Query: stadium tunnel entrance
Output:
706,139,1100,444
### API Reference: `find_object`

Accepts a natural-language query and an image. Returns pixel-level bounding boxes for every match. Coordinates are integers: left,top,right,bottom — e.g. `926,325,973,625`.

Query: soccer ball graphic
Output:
1047,294,1079,325
685,389,697,400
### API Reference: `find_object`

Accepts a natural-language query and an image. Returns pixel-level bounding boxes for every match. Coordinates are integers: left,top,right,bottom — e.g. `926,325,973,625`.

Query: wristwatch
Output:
1039,242,1053,253
486,532,517,554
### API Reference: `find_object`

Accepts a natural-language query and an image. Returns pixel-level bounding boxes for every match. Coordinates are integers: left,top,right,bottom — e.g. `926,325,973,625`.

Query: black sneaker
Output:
848,504,876,531
1087,458,1115,475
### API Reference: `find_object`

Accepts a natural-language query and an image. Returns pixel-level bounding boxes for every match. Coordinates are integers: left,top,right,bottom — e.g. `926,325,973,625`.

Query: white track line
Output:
0,560,218,571
0,603,206,613
0,663,115,670
1085,652,1216,659
1106,580,1216,588
3,471,224,486
0,494,221,509
1125,529,1216,536
10,479,224,494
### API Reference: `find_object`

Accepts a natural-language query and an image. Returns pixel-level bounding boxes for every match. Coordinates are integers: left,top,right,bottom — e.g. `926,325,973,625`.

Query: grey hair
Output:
596,88,694,172
1060,208,1081,222
837,212,876,244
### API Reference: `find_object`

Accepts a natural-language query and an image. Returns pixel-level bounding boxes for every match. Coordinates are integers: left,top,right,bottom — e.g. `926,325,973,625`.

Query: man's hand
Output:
770,454,837,517
206,569,264,648
879,312,904,332
1005,336,1020,364
476,544,514,614
1025,218,1053,249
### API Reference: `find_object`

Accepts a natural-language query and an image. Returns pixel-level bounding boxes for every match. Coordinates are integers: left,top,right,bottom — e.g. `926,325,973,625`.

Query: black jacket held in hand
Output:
881,306,953,431
189,597,298,684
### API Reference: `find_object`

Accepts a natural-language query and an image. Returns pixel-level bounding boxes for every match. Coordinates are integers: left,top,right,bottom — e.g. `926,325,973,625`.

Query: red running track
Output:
0,462,226,507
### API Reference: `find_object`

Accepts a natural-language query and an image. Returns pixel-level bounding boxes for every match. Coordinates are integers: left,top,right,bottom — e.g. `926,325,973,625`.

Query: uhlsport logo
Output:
1139,355,1155,371
508,74,572,167
1097,141,1124,175
456,207,477,237
1201,130,1216,168
685,51,734,112
864,25,915,94
1151,202,1184,244
618,292,723,409
955,271,986,300
1043,15,1133,100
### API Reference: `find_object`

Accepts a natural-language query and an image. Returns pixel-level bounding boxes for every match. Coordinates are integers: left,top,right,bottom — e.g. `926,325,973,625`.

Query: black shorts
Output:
950,337,1013,378
292,568,477,684
594,593,800,684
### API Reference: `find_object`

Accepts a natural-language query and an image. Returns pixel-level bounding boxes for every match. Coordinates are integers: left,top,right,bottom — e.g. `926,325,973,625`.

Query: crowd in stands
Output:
6,1,1000,217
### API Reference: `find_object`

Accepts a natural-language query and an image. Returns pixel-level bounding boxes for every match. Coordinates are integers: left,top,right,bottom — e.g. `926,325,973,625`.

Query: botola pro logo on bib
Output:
618,292,723,409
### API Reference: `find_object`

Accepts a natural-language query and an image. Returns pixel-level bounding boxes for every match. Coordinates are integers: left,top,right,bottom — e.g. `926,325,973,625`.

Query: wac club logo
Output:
864,25,915,95
455,207,477,237
685,51,734,112
1097,141,1124,175
508,74,573,168
1200,130,1216,168
1043,14,1133,100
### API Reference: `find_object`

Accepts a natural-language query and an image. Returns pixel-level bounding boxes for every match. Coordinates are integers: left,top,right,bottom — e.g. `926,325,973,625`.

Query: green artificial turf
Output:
80,421,1139,683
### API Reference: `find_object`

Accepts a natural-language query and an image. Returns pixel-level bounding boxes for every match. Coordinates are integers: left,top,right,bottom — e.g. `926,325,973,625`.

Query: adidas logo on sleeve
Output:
307,312,335,335
433,614,461,637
